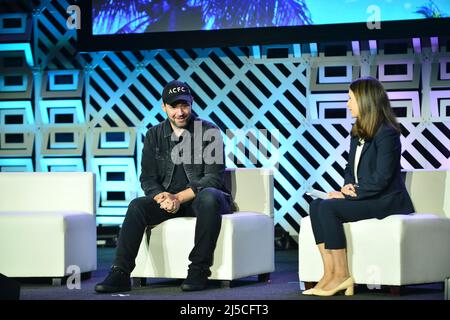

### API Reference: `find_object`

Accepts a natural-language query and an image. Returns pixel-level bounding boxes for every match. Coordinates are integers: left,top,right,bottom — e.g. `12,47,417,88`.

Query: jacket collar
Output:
352,124,386,157
360,139,371,158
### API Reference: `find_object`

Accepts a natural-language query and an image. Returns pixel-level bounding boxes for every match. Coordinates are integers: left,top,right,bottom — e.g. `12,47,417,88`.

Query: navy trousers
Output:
309,198,405,250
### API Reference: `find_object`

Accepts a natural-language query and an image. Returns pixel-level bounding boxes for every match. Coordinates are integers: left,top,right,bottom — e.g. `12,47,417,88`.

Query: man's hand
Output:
340,184,357,197
153,192,180,214
327,191,345,199
175,188,195,204
160,197,180,214
153,192,169,204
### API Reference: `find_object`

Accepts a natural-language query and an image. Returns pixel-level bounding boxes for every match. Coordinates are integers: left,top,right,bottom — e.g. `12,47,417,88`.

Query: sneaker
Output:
95,266,131,293
180,267,211,291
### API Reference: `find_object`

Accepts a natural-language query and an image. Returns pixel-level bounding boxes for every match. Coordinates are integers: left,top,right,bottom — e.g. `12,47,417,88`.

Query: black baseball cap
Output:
162,80,193,105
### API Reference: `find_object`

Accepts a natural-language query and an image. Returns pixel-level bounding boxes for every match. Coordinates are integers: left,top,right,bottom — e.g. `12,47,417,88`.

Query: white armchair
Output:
131,168,275,285
0,172,97,278
298,170,450,293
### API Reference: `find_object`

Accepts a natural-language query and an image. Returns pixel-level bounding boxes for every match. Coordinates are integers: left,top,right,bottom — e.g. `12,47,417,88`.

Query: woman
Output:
304,76,415,297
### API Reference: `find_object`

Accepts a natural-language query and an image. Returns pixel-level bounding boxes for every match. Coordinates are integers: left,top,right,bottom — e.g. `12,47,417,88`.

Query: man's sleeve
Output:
140,130,165,199
187,127,225,194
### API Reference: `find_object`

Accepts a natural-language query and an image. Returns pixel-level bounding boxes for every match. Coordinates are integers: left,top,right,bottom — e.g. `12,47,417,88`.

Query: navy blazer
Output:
343,124,414,217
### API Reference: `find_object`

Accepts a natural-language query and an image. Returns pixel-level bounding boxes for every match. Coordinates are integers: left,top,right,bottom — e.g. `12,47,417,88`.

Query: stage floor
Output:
13,247,445,301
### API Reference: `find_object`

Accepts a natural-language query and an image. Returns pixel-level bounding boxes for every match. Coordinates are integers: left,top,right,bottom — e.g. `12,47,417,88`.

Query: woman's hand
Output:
341,184,357,197
327,191,345,199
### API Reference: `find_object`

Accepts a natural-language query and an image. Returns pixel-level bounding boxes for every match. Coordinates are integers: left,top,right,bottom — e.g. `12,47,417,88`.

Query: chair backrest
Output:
0,172,95,214
225,168,273,217
404,170,450,218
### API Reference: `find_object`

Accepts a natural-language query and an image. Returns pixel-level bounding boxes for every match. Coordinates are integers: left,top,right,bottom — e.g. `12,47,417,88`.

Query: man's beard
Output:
170,114,190,129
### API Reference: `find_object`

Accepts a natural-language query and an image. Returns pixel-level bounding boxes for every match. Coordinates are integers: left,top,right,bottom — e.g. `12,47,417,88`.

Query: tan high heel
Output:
302,288,316,295
312,277,354,297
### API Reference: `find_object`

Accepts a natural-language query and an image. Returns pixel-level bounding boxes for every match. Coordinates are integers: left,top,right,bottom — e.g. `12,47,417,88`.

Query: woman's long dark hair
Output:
350,76,400,140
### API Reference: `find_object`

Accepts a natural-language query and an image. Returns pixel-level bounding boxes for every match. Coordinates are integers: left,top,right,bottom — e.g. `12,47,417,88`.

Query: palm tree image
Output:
188,0,313,30
93,0,313,34
415,0,447,18
93,0,167,34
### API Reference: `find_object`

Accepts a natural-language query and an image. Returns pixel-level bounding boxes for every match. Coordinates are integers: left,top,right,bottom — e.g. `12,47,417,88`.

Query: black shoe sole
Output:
180,283,207,291
95,284,132,294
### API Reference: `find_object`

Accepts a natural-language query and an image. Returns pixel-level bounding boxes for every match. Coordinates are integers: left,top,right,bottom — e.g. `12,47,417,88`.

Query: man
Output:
95,80,232,293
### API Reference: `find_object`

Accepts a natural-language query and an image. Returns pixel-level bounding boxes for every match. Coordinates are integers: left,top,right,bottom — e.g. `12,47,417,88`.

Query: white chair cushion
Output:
0,211,97,277
299,213,450,286
132,212,275,280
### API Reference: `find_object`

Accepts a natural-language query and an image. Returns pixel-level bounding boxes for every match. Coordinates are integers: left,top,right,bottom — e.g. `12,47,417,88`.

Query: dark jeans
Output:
114,187,232,274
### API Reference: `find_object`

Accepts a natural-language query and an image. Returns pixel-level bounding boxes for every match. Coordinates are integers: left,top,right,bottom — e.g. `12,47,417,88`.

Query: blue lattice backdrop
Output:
0,1,449,239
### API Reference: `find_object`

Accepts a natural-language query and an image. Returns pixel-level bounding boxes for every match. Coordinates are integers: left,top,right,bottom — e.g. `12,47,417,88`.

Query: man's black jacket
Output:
140,115,229,199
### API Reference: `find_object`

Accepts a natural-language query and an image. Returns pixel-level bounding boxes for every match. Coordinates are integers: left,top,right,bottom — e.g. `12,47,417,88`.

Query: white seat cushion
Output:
299,213,450,286
132,212,274,280
0,211,97,277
